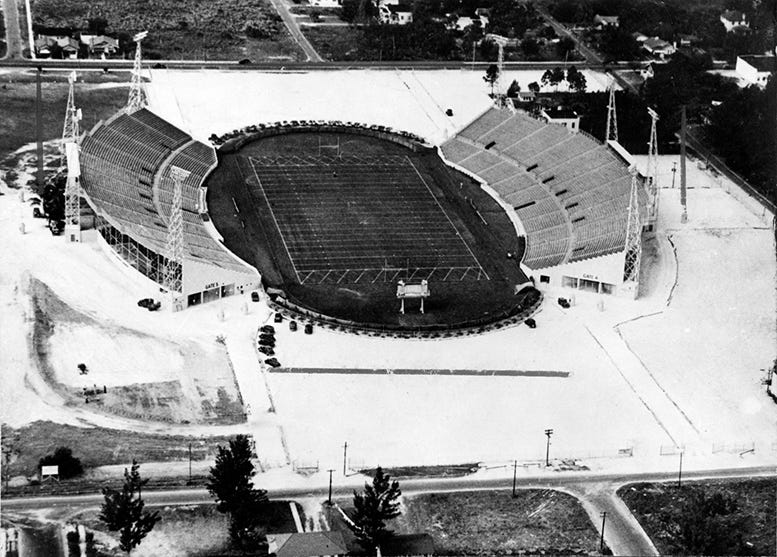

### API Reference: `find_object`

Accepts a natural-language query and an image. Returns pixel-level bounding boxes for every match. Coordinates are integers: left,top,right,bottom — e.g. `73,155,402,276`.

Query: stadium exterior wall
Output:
183,259,260,306
528,250,629,297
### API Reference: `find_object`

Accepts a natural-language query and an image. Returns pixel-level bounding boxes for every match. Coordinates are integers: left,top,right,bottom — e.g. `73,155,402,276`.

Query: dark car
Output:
137,298,154,308
264,357,281,368
238,58,253,65
147,301,162,312
259,333,275,342
49,220,64,236
260,325,275,334
289,320,298,332
32,207,44,218
152,63,167,69
524,318,537,329
304,323,313,335
251,291,260,302
274,313,283,323
258,346,274,356
557,297,570,309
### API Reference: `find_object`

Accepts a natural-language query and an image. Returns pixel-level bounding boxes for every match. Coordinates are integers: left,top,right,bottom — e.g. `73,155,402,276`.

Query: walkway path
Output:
1,0,23,59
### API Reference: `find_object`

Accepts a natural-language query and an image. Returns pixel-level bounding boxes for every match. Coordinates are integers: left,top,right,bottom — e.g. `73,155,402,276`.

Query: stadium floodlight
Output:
133,31,148,42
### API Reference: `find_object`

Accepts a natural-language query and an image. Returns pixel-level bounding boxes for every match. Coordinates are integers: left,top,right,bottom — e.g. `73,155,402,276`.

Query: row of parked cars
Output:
273,311,313,334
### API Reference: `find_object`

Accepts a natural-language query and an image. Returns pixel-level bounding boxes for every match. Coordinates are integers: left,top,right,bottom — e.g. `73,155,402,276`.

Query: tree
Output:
520,37,540,57
667,490,750,555
528,81,541,93
566,65,587,92
483,64,499,96
207,435,268,549
349,467,402,552
39,447,83,479
506,79,521,97
556,36,576,59
541,67,565,91
99,461,160,555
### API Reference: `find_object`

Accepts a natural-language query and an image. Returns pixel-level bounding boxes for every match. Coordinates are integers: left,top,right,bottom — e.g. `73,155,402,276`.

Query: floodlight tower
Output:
61,71,81,156
64,142,81,243
604,77,618,144
622,169,643,299
646,107,660,228
127,31,148,113
493,35,509,101
163,167,190,311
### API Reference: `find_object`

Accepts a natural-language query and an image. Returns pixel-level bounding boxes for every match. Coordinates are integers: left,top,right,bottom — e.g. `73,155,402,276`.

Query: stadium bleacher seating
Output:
441,107,644,269
80,108,246,272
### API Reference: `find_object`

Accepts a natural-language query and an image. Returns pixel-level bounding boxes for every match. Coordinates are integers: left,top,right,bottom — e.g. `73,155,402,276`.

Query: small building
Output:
267,532,348,557
639,61,655,80
452,15,489,32
515,90,536,103
80,34,119,56
720,9,748,32
310,0,342,7
593,15,619,29
735,54,774,87
541,107,580,132
34,35,79,59
642,37,676,59
380,3,413,24
676,33,699,47
631,31,648,43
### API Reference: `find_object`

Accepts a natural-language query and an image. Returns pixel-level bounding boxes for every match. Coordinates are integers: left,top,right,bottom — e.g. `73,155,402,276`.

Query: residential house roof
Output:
721,9,746,22
643,37,673,51
267,532,348,557
594,14,619,25
381,534,435,556
739,54,775,73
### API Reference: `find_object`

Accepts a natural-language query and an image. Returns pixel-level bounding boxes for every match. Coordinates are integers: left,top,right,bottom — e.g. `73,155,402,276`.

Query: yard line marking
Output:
248,157,302,283
405,157,490,280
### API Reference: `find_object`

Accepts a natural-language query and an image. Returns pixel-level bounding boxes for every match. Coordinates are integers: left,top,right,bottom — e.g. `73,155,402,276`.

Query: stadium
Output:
76,72,645,334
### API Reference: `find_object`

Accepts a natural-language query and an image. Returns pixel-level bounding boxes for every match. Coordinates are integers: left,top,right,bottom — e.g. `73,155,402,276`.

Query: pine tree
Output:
349,467,402,551
483,64,499,97
99,460,160,555
207,435,268,548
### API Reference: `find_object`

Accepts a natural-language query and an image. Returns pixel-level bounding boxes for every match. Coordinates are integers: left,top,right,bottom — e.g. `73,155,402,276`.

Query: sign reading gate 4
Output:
205,282,219,290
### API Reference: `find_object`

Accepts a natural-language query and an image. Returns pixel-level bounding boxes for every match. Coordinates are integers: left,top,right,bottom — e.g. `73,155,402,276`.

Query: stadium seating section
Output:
80,109,245,271
441,108,646,269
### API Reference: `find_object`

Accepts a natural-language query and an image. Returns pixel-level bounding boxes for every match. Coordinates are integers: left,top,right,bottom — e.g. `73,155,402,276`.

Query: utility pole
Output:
680,105,688,223
599,511,607,552
544,429,554,467
677,451,684,488
36,67,44,190
511,460,518,497
327,469,335,505
343,441,348,476
671,162,677,189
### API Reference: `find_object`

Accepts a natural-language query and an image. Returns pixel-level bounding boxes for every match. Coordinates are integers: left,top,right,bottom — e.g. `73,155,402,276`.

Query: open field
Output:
0,77,127,157
399,489,602,555
28,0,302,60
76,501,301,557
618,478,777,556
1,420,238,477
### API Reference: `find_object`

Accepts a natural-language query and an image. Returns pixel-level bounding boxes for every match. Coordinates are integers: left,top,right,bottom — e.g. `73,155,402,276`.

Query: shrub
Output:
39,446,84,479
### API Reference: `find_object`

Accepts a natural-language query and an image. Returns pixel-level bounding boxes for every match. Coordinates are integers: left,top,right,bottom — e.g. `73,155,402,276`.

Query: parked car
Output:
258,346,274,356
251,291,260,302
260,325,275,334
264,357,281,368
49,220,64,236
289,320,298,332
304,323,313,335
274,313,283,323
137,298,154,308
147,301,162,312
259,333,275,342
557,297,570,309
524,318,537,329
32,207,43,218
258,336,275,346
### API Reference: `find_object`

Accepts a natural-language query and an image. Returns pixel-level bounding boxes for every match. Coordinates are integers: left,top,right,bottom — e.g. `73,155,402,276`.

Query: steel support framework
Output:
127,32,148,113
605,77,618,143
622,170,642,298
162,167,190,305
646,107,660,226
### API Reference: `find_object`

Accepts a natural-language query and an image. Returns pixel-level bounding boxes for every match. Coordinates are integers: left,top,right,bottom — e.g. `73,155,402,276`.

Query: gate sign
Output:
41,465,59,476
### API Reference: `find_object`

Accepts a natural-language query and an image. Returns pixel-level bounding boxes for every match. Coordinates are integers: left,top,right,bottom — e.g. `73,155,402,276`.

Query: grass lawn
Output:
0,76,128,157
303,26,363,61
359,463,479,479
618,478,777,556
77,501,302,556
400,489,601,555
1,421,239,478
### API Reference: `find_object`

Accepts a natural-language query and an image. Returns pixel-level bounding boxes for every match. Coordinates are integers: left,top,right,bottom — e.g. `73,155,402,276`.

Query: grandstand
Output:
441,108,647,297
79,108,260,308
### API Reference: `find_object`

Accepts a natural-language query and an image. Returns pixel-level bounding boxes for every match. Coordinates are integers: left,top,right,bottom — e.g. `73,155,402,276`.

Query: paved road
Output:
0,0,23,59
267,0,323,62
4,465,774,555
536,6,603,65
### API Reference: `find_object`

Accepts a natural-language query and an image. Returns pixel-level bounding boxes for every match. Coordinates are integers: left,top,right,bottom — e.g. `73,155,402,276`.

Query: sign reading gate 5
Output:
205,282,220,290
582,273,598,281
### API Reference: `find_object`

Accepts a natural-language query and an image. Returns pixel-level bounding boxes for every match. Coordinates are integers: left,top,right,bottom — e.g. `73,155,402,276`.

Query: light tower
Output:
679,105,688,223
127,31,148,113
494,35,508,102
61,71,81,157
622,169,643,299
604,77,618,144
64,142,81,243
163,166,189,311
645,107,660,229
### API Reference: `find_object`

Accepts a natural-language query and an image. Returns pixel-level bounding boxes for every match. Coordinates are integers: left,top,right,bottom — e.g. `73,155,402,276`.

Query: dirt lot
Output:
397,489,601,555
618,478,777,556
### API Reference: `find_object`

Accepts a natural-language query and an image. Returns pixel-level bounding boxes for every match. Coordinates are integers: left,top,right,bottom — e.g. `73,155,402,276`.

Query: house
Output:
80,34,119,56
735,54,774,87
541,107,580,132
484,33,519,47
593,15,619,29
452,15,488,32
642,37,676,59
676,33,699,47
310,0,342,6
34,35,79,59
267,532,348,557
631,31,648,43
720,9,748,32
379,2,413,24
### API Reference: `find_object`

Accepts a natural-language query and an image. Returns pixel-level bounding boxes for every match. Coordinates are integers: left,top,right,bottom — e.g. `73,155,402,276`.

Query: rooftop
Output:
739,54,775,72
268,531,348,557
